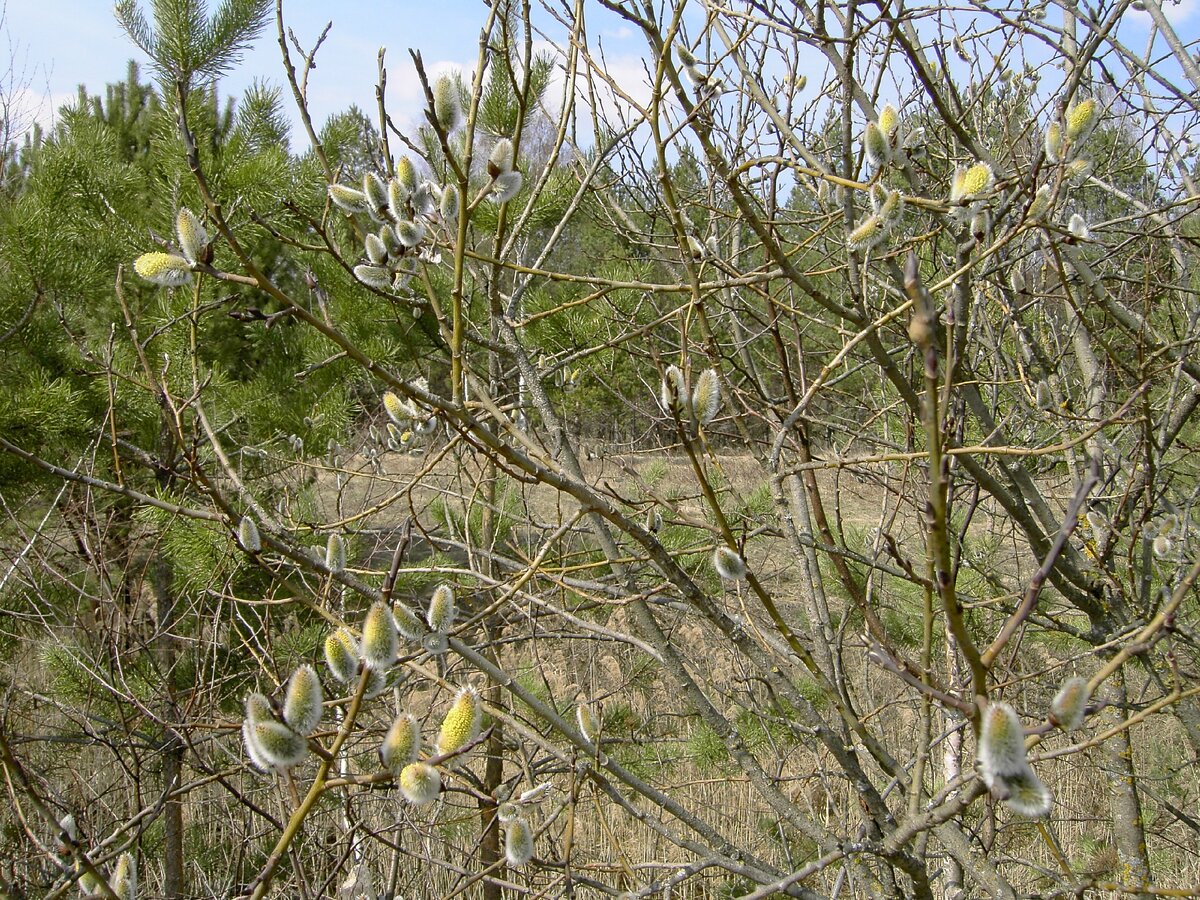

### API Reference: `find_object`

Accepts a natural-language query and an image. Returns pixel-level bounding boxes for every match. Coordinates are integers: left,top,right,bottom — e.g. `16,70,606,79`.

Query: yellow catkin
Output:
878,103,899,138
1065,98,1098,142
175,207,208,264
133,252,191,286
436,687,481,756
380,713,421,773
360,602,399,671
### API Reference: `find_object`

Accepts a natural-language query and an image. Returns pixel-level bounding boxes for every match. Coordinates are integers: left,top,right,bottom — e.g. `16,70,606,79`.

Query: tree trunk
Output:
1104,668,1151,897
152,553,185,899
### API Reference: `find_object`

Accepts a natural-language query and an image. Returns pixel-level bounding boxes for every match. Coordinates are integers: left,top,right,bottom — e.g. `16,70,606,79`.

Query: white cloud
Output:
2,87,76,140
1126,0,1198,26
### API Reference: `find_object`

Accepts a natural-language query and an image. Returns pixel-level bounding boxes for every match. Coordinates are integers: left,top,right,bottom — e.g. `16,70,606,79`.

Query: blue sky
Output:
5,0,621,143
6,1,1199,150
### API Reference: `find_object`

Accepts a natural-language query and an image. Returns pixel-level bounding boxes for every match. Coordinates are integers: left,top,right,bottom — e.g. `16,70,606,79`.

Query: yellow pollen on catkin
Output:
436,687,481,756
133,252,192,286
1065,98,1098,142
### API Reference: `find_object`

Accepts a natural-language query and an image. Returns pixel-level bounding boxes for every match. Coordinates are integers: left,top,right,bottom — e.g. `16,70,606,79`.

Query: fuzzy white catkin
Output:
863,121,890,169
488,138,514,175
505,817,535,867
440,185,459,222
394,220,426,248
1050,676,1090,731
242,720,272,771
388,178,408,215
354,265,392,290
175,207,208,265
399,761,441,806
691,369,721,426
237,517,261,553
433,74,463,132
660,365,687,416
133,252,192,287
109,852,136,900
247,718,307,770
497,801,521,823
713,546,747,581
1153,533,1174,558
427,584,456,633
379,713,421,773
393,602,425,642
328,183,367,213
576,703,600,742
360,602,399,671
325,533,346,573
363,172,389,218
437,687,481,756
976,701,1051,817
492,171,523,203
245,692,273,722
519,783,552,804
282,665,323,736
324,628,359,684
365,233,388,265
396,156,418,194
